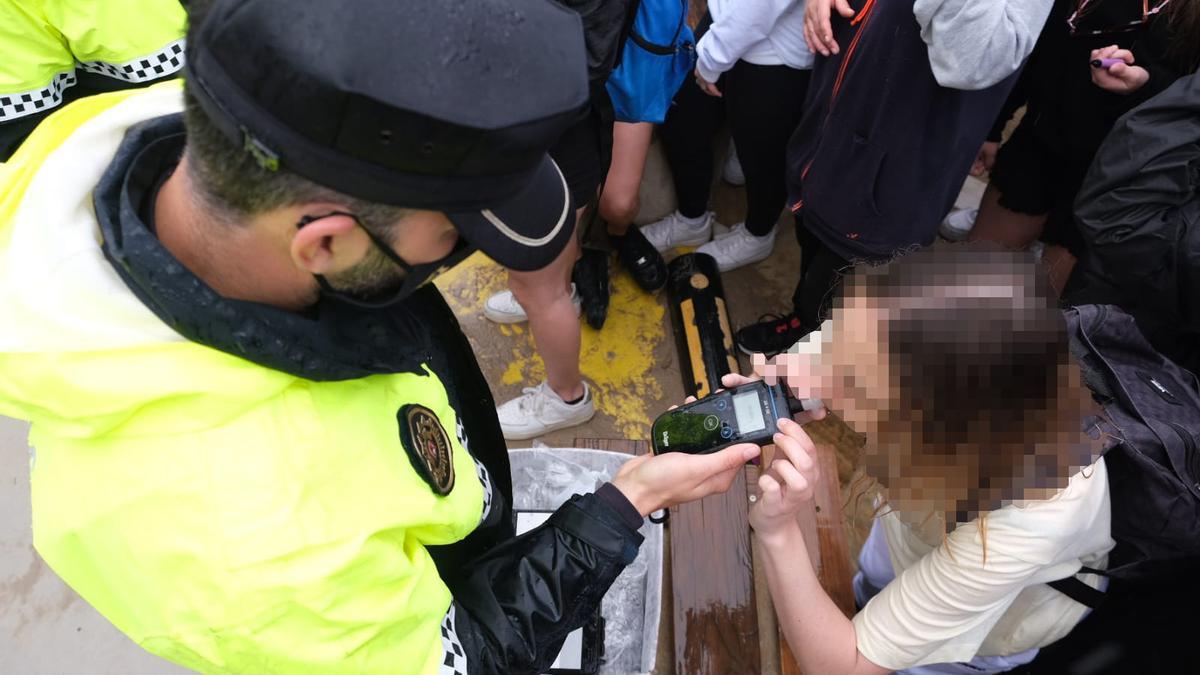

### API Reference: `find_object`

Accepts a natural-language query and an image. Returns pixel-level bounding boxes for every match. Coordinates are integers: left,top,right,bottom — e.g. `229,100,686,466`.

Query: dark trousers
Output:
793,216,850,328
658,60,810,236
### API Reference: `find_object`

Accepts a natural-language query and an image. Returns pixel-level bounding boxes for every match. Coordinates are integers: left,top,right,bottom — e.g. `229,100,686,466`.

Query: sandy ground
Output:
0,130,986,673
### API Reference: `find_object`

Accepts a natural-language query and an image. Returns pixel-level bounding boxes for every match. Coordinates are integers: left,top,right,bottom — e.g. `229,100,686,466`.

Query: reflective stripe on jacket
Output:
0,0,185,120
0,0,185,160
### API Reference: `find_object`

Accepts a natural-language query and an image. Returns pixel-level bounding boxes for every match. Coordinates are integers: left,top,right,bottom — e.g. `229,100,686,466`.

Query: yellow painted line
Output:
437,251,667,439
578,271,666,438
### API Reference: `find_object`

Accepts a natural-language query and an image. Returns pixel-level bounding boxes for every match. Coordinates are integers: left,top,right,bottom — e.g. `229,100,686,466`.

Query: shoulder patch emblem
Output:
398,404,455,496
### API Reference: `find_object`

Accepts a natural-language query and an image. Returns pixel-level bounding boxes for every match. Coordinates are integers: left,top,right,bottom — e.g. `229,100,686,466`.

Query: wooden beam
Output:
573,439,764,673
671,469,759,674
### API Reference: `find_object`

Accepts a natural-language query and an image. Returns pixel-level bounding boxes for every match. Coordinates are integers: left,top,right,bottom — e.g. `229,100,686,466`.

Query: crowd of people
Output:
1,0,1198,673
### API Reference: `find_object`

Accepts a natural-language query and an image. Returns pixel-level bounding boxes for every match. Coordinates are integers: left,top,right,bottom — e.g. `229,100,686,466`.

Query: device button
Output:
715,399,728,411
703,415,720,431
720,425,733,439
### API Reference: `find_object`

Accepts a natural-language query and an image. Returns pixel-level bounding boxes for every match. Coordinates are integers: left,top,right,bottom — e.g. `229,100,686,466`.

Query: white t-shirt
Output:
853,459,1113,670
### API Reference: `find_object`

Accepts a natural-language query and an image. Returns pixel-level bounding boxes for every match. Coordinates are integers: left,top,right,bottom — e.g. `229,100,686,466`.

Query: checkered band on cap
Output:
0,71,76,121
439,604,468,675
79,39,186,84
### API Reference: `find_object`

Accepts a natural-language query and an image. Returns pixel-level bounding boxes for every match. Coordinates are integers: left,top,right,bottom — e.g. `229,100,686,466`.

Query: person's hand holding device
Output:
1090,45,1150,94
715,368,825,544
752,416,821,543
643,343,829,527
627,347,825,518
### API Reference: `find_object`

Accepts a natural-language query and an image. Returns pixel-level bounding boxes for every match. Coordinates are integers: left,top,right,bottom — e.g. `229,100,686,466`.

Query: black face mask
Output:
296,211,475,309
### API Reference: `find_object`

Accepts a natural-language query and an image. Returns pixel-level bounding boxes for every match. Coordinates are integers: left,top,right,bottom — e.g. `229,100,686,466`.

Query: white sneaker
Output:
496,381,595,440
723,140,745,186
695,223,775,272
640,210,714,253
939,208,978,242
711,221,732,239
484,284,582,324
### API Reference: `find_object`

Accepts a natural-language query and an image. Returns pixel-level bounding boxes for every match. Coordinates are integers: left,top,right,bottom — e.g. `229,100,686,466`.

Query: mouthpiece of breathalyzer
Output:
788,397,825,414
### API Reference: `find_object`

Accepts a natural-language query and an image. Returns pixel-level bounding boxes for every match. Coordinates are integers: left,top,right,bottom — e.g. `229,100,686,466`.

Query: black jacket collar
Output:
93,114,433,381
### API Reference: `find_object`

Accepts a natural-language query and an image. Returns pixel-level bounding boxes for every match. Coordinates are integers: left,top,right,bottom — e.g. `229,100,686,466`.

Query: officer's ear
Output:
289,209,371,275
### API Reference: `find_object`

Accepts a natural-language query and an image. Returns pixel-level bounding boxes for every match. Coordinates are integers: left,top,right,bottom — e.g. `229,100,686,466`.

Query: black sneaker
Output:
735,313,814,356
573,247,610,329
615,227,667,292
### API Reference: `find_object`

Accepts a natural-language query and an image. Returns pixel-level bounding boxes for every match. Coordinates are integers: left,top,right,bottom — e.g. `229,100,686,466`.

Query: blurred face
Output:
817,291,1086,522
818,295,975,519
826,294,891,435
756,248,1101,525
755,293,892,427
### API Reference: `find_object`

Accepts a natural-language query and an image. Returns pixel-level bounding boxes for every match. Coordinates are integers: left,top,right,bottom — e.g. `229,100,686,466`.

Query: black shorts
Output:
548,89,615,209
989,120,1096,256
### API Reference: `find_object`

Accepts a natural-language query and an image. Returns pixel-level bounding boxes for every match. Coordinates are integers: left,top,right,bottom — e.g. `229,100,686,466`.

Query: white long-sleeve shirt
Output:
914,0,1055,90
698,0,1051,91
695,0,813,83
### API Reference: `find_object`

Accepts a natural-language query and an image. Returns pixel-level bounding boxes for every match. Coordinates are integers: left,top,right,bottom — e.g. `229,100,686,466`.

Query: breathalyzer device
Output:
651,381,819,455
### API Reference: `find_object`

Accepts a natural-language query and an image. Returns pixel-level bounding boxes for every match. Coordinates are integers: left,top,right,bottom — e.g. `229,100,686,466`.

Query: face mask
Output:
296,211,475,309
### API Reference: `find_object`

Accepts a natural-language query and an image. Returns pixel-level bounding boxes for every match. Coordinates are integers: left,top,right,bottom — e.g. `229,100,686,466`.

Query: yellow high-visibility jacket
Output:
0,0,186,159
0,81,644,675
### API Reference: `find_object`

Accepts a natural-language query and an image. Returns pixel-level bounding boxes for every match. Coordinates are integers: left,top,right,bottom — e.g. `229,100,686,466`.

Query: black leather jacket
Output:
1068,73,1200,375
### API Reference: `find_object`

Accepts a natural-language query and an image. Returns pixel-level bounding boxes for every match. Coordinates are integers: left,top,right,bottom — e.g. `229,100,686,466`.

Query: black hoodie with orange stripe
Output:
786,0,1026,263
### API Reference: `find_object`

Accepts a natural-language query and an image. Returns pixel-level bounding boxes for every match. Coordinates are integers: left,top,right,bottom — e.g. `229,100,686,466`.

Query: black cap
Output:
186,0,588,271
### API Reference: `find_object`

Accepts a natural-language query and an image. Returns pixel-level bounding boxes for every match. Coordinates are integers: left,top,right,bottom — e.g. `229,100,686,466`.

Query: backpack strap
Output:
629,0,690,54
1064,306,1115,402
1047,577,1106,609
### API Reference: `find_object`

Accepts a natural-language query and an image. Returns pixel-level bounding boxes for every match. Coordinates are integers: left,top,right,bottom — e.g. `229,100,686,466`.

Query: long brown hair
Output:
838,245,1098,530
1168,0,1200,73
846,246,1071,452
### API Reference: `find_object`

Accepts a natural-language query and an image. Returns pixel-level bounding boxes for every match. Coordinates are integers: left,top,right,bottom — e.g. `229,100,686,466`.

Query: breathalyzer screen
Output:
732,391,765,433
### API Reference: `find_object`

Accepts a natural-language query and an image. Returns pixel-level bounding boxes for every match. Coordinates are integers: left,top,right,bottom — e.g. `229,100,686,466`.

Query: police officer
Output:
0,0,187,160
0,0,760,673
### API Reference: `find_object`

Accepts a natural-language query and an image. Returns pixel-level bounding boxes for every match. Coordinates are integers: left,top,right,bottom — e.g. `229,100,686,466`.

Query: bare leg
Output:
968,182,1047,250
507,208,586,402
600,122,654,236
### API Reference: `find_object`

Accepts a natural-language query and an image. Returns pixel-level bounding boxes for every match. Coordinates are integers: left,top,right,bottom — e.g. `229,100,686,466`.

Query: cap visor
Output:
446,156,576,272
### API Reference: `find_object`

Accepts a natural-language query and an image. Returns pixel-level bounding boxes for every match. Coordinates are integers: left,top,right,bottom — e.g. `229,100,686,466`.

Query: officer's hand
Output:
612,441,760,517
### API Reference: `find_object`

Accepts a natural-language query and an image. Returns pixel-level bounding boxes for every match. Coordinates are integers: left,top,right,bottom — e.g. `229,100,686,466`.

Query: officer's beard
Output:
325,245,407,301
